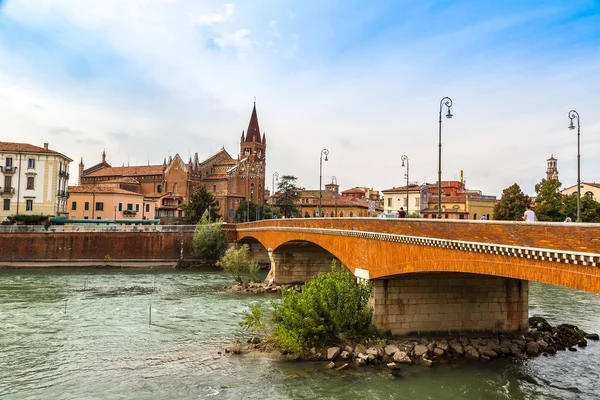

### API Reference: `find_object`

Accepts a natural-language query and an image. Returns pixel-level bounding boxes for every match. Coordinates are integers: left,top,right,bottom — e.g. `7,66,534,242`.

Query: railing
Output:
2,187,15,194
58,190,66,197
2,166,16,174
0,224,198,233
59,171,70,179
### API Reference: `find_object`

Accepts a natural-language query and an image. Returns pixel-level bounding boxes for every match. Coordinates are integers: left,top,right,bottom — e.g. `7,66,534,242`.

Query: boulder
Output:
433,348,445,357
327,347,341,360
384,344,400,356
464,346,480,360
354,357,367,366
366,347,382,358
426,342,435,353
393,351,412,364
335,363,349,371
345,345,354,353
480,355,491,362
449,341,464,355
354,344,367,355
478,346,498,359
526,342,540,356
578,340,588,348
367,354,377,363
509,343,523,357
536,339,548,351
419,355,432,367
386,362,398,369
436,341,449,352
339,351,351,360
413,344,428,357
326,362,335,369
585,333,599,340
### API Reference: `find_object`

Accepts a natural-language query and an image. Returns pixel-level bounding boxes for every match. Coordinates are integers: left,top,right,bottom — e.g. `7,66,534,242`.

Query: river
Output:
1,268,599,400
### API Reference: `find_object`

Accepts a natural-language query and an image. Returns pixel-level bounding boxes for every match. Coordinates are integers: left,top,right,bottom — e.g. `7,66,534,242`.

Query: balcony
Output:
59,171,70,179
123,210,138,217
1,187,15,196
57,190,67,197
2,166,16,174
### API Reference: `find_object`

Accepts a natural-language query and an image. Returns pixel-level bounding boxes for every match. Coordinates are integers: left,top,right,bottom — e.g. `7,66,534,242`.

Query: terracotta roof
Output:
216,159,239,165
144,192,164,198
0,141,72,161
381,184,426,193
84,165,164,177
583,182,600,189
68,185,143,196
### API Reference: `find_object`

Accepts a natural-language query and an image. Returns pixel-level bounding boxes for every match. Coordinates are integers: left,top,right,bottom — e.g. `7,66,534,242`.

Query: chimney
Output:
43,143,49,151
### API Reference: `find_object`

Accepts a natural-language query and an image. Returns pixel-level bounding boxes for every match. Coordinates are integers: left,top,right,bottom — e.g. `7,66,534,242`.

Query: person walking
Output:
564,215,572,222
398,207,406,218
523,204,536,222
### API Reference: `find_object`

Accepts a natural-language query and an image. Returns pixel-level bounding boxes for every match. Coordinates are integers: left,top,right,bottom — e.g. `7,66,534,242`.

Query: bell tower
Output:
239,102,267,205
546,155,559,181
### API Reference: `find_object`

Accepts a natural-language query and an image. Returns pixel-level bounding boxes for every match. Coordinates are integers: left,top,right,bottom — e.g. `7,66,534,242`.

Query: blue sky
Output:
0,0,599,197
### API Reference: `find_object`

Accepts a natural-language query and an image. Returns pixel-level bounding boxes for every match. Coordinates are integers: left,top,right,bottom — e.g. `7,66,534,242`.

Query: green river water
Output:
1,268,599,400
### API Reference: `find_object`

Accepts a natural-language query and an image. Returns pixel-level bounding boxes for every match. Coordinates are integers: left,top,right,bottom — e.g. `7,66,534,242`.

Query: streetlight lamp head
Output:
446,108,453,119
325,154,328,162
401,160,405,167
568,120,575,130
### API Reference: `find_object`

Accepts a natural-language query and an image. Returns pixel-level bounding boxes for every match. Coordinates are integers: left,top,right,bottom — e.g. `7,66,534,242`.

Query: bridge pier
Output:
371,273,528,336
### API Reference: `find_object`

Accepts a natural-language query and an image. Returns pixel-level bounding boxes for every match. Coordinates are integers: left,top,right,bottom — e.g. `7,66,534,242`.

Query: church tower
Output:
546,155,559,181
239,103,267,205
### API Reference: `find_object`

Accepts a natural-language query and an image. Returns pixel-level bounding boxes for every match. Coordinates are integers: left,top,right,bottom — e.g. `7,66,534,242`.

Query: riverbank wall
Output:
0,229,196,267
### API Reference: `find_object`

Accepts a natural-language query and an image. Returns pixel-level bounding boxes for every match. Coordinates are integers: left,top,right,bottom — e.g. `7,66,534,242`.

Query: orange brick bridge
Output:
227,218,600,336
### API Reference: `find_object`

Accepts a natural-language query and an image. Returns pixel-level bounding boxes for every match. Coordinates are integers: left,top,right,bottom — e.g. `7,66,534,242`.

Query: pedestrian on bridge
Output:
398,208,406,218
523,204,536,222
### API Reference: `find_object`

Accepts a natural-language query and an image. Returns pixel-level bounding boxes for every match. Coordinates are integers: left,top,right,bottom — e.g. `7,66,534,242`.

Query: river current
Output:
1,268,599,400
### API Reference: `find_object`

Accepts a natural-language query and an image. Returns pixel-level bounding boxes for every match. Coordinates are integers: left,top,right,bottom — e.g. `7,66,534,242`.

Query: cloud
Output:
193,3,236,26
49,127,81,136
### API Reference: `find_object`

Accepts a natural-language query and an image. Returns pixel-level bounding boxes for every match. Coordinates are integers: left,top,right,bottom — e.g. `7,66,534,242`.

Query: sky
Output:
0,0,599,197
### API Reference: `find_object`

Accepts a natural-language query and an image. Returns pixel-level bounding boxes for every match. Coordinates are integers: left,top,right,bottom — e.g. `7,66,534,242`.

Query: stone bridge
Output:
226,218,600,336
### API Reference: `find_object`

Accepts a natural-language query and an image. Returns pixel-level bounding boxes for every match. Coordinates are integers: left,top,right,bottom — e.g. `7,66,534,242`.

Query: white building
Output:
0,142,72,218
381,184,427,215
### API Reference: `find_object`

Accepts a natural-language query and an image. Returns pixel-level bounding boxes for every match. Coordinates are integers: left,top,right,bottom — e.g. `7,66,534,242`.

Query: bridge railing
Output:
0,224,197,233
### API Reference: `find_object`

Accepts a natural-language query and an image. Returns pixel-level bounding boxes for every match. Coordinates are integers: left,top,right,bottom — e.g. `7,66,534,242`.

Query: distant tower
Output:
78,158,84,185
239,102,267,205
546,155,559,181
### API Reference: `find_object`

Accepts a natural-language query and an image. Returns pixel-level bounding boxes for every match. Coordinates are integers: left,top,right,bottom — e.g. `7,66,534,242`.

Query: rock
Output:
509,343,523,357
335,363,349,371
478,346,498,358
449,342,464,355
366,347,382,357
464,346,480,360
413,344,428,357
326,362,335,369
393,351,412,364
568,347,577,352
512,339,527,348
345,345,354,353
419,355,432,367
354,357,367,366
499,345,512,356
384,344,400,356
436,341,449,352
327,347,341,360
536,339,548,351
545,346,556,355
426,342,435,353
526,342,540,356
367,354,377,363
248,336,261,344
578,339,588,347
354,344,366,355
386,362,398,369
585,333,599,340
480,355,491,362
340,351,350,360
490,343,504,355
433,348,445,357
529,316,553,331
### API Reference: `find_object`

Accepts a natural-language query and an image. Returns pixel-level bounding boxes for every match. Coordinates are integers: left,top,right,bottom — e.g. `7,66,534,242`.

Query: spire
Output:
102,149,106,163
262,132,266,145
241,130,245,142
245,102,260,142
163,157,167,166
79,157,84,167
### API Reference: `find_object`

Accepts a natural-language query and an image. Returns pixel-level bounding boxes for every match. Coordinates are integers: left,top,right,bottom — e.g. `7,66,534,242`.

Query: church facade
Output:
76,104,267,223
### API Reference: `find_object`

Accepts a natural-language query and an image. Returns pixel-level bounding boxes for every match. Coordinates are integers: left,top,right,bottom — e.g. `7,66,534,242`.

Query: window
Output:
71,202,77,211
135,204,140,212
84,216,89,220
26,199,33,211
127,203,133,211
213,185,216,192
97,217,101,220
96,202,104,211
28,159,35,169
415,198,420,207
145,204,150,213
5,157,12,170
404,198,407,207
26,177,34,190
585,191,594,200
387,198,392,207
157,184,162,193
118,203,123,211
4,176,11,190
84,202,90,211
3,199,9,211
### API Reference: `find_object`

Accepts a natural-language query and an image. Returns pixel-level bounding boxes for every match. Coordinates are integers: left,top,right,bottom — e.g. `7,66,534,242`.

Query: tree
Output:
493,183,531,221
534,179,563,222
216,244,260,283
191,211,227,260
561,194,600,223
275,175,300,217
235,200,261,222
180,186,220,224
262,204,282,220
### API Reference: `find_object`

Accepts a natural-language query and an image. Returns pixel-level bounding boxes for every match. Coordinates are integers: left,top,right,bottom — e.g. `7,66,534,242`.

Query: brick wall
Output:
371,273,528,336
0,231,194,262
270,242,336,284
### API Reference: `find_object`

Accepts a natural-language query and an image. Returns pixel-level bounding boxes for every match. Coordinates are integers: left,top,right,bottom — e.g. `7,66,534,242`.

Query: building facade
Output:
421,181,496,220
0,142,72,219
381,184,426,215
76,104,267,222
561,182,600,201
67,186,156,221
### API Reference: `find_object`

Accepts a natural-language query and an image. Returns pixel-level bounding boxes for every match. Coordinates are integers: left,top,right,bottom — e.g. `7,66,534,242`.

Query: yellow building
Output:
0,142,72,218
561,182,600,202
67,186,156,221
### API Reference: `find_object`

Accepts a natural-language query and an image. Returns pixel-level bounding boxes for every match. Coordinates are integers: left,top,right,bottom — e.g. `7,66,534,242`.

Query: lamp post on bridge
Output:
401,155,409,216
272,172,279,207
331,176,338,217
319,149,329,217
438,97,453,219
568,110,582,222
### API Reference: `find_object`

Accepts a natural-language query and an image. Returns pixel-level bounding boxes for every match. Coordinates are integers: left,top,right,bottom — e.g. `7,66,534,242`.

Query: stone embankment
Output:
225,281,301,294
227,317,598,370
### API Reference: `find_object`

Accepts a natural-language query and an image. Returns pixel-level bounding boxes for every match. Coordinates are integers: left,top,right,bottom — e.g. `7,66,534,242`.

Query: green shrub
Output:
191,211,227,261
216,244,259,283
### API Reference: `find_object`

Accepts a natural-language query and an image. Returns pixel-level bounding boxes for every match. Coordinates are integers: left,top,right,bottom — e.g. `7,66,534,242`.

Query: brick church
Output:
77,103,267,222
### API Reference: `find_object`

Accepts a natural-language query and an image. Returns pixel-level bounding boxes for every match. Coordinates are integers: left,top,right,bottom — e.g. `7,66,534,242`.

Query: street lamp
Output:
319,149,329,217
272,172,279,206
331,176,338,217
401,155,409,216
568,110,581,222
438,97,453,219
